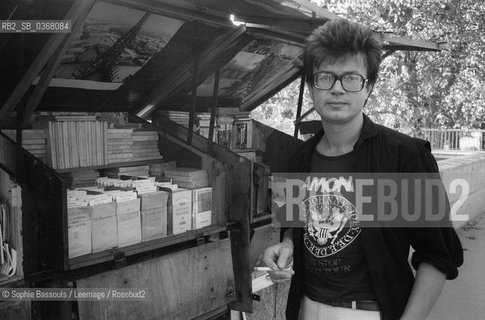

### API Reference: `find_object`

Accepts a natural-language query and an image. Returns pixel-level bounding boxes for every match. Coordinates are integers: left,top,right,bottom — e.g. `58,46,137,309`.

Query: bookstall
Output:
0,0,444,319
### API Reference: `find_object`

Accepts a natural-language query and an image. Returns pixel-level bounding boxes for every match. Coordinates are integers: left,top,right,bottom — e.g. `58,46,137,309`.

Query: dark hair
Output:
304,19,382,87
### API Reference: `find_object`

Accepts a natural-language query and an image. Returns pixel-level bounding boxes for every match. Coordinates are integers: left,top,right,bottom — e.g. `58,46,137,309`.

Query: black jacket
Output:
284,114,464,320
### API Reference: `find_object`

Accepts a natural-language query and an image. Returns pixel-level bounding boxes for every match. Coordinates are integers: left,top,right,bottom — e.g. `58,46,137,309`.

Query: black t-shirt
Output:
303,147,377,302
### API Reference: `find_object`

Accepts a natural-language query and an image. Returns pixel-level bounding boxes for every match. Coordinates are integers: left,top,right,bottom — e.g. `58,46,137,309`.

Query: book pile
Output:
1,129,47,162
233,114,253,149
132,130,160,161
164,167,210,189
106,128,133,163
217,116,234,148
47,121,107,169
149,161,176,176
35,112,97,123
66,170,214,258
157,110,190,127
106,128,162,164
197,112,214,139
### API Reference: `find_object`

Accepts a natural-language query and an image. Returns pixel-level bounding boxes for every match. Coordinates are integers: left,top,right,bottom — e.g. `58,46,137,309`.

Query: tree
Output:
253,0,485,135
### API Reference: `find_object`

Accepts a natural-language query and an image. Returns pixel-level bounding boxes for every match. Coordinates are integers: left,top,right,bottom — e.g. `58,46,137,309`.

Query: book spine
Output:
48,122,57,169
103,122,107,165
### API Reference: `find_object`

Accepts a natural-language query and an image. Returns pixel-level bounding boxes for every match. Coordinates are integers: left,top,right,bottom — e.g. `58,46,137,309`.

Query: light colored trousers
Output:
298,295,381,320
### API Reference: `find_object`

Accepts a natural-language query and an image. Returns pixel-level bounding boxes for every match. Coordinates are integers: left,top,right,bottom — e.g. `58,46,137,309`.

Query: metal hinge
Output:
114,251,127,268
225,287,238,301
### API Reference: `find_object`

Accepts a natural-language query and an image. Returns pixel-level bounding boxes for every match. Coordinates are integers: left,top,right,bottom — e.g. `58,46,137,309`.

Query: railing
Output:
421,129,485,151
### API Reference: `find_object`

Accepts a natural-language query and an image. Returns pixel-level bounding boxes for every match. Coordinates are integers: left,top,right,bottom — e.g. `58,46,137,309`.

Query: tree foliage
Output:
253,0,485,135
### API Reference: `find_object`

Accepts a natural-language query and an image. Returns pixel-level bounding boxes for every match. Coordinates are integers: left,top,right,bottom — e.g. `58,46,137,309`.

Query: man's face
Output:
309,53,372,125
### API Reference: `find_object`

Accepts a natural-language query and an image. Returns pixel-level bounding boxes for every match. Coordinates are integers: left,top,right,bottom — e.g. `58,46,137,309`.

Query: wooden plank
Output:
201,158,227,227
229,224,251,313
188,52,200,145
294,73,306,138
246,282,290,320
0,133,19,176
208,68,220,147
102,0,232,28
0,0,85,120
69,226,226,270
0,172,23,281
282,0,341,20
0,301,31,320
232,14,326,33
380,33,442,52
77,239,235,320
22,0,97,120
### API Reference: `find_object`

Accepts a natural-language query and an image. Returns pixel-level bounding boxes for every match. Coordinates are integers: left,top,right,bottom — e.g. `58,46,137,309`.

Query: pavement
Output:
428,213,485,320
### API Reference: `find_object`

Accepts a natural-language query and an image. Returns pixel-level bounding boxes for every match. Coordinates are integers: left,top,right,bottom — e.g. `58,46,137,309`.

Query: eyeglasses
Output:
313,72,368,92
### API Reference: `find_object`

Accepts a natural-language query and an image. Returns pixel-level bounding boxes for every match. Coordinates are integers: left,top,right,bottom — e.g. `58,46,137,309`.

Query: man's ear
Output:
366,83,374,97
364,83,374,107
307,83,314,101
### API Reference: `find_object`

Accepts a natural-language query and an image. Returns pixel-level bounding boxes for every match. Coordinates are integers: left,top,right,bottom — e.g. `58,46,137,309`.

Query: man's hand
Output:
262,239,295,283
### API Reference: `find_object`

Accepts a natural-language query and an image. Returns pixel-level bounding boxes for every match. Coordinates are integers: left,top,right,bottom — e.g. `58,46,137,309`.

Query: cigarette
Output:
254,267,273,272
253,265,293,272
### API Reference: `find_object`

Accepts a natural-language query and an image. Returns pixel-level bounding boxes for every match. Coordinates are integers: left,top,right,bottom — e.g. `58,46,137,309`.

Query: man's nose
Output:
330,79,345,93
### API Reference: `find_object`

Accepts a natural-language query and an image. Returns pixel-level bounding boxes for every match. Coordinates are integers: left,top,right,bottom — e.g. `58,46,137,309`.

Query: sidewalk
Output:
428,213,485,320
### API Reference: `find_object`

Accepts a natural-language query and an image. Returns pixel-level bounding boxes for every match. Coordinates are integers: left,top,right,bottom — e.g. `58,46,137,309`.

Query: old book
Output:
68,206,92,258
117,211,142,247
91,215,117,253
164,167,208,179
141,206,168,242
192,187,212,229
165,189,192,235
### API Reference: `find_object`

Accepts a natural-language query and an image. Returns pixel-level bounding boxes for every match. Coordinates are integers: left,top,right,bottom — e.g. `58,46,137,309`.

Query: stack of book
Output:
106,128,162,164
217,116,234,149
149,161,176,176
131,130,160,161
233,114,253,149
157,110,190,127
197,112,214,139
106,128,133,163
35,112,97,123
164,167,210,189
1,129,47,162
47,121,107,169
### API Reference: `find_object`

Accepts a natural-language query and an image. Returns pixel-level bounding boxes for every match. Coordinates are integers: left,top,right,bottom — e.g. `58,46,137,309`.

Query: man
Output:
262,19,463,320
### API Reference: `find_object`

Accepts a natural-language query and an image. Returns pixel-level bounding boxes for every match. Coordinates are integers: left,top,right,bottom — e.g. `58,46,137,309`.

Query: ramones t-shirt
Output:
303,147,377,302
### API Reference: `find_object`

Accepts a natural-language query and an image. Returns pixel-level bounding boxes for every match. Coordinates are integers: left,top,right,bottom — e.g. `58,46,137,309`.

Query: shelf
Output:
251,214,272,224
55,159,164,173
68,225,226,270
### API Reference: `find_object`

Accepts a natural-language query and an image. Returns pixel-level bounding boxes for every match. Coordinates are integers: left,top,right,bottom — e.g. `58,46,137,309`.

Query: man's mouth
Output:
327,102,347,107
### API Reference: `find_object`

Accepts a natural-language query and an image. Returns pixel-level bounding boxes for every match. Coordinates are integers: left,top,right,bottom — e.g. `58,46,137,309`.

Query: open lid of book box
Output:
0,0,444,125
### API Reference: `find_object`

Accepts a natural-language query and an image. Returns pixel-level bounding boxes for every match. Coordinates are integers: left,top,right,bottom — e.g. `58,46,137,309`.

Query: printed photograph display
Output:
54,1,184,85
196,39,302,102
